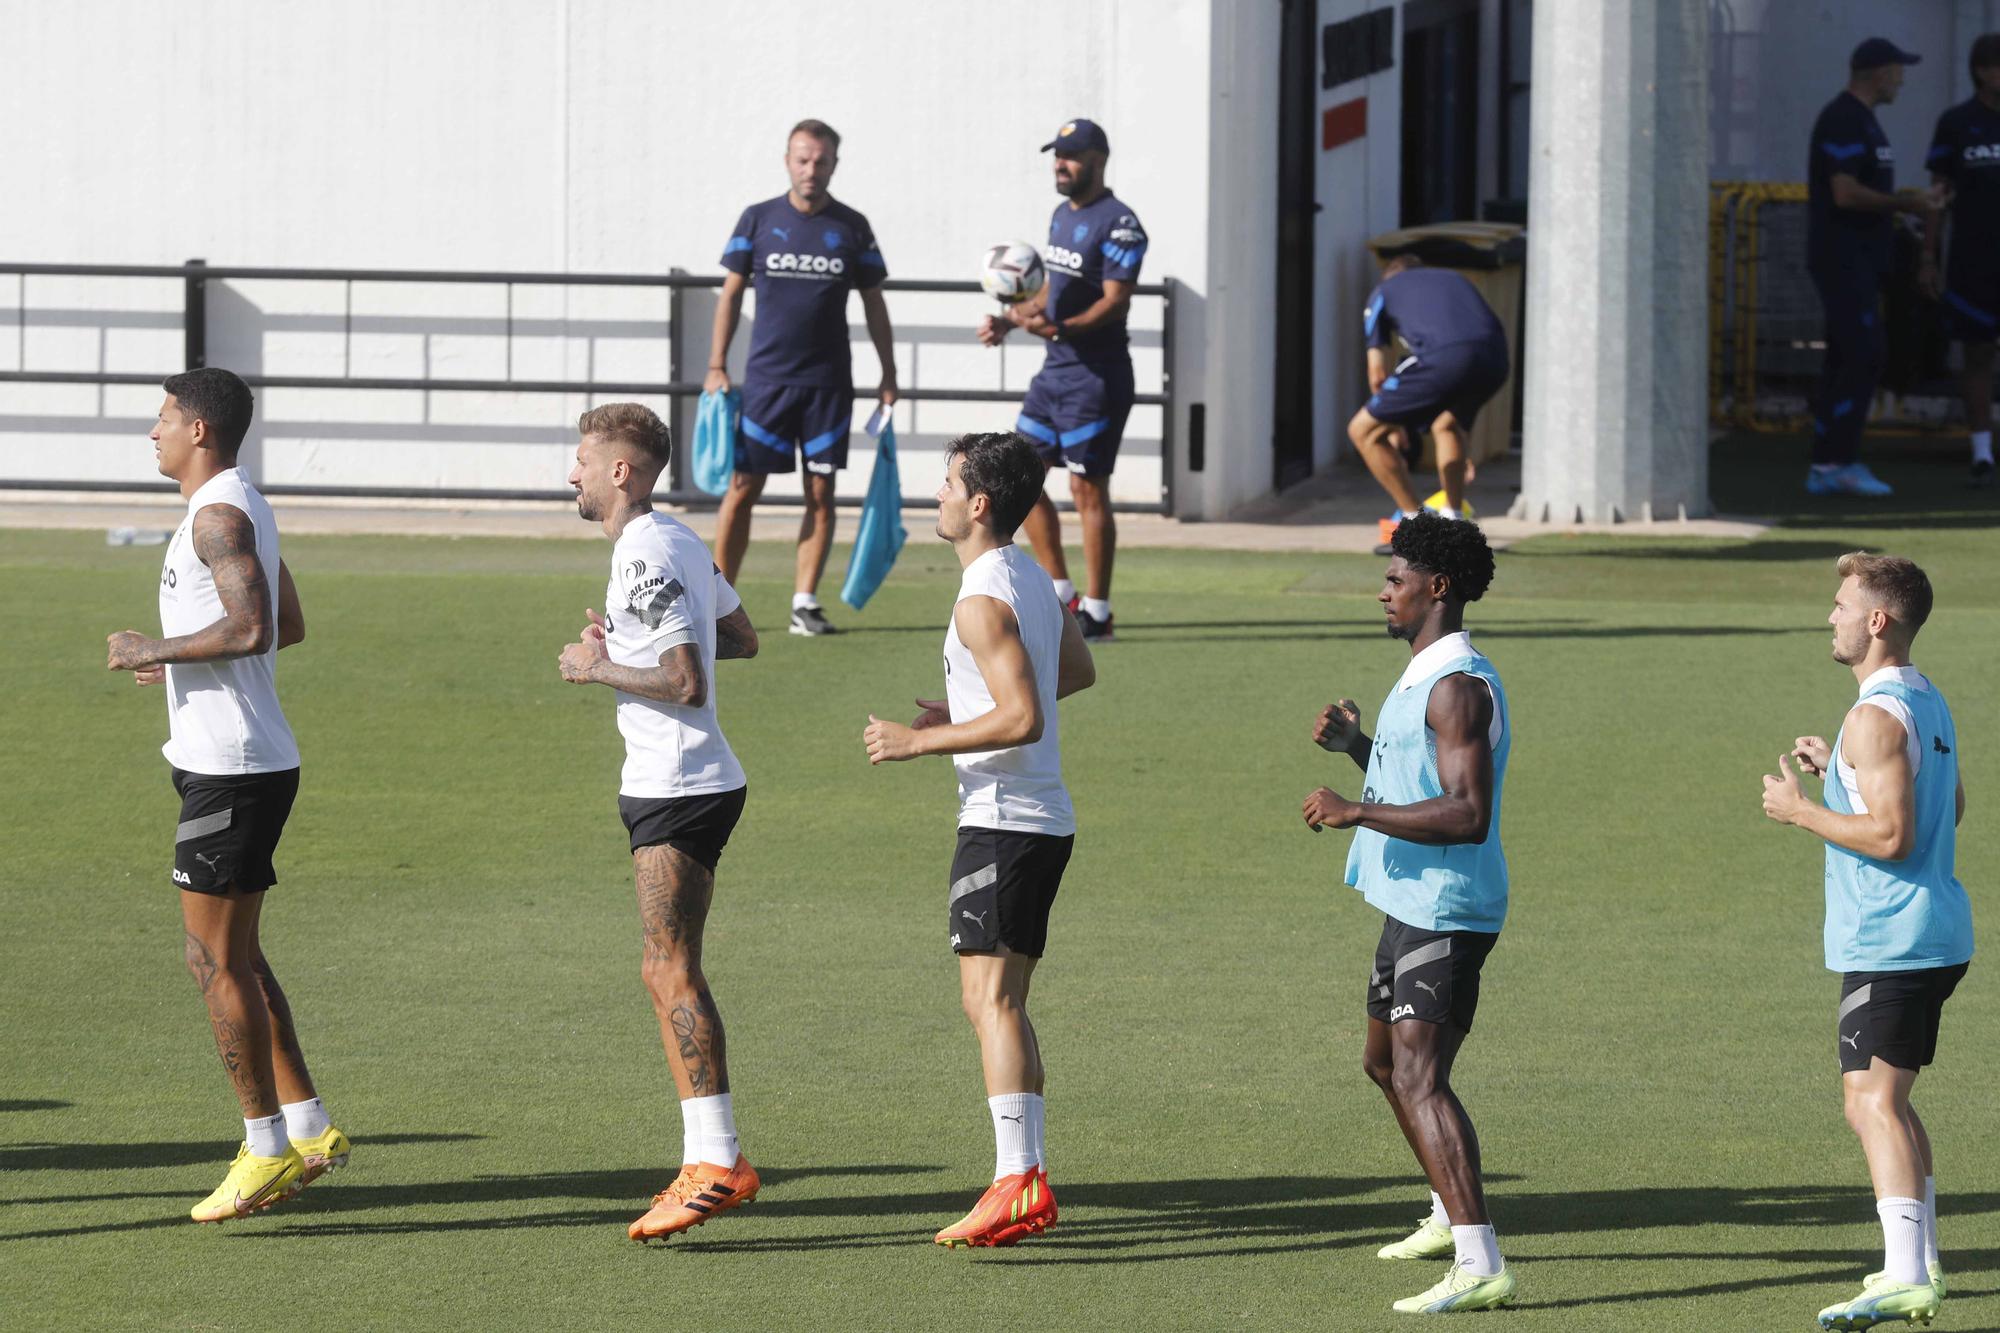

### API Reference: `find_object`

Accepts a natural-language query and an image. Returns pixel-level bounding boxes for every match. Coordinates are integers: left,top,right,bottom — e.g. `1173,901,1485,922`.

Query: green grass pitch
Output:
1,441,1995,1329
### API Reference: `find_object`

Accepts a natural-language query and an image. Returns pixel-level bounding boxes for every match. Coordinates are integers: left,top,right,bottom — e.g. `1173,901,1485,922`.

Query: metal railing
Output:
0,259,1177,513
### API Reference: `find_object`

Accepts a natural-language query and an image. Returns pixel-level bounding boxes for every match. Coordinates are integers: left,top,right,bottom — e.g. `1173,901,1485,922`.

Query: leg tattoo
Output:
635,846,729,1096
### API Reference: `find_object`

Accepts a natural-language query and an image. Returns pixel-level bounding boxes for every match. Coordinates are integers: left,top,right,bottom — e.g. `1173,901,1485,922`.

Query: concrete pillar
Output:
1512,0,1711,524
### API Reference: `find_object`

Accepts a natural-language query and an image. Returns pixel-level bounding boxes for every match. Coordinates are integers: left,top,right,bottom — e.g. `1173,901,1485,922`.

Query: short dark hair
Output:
789,118,841,153
946,432,1045,536
163,367,255,454
578,402,672,471
1837,551,1933,636
1390,510,1496,603
1973,32,2000,80
1380,254,1425,278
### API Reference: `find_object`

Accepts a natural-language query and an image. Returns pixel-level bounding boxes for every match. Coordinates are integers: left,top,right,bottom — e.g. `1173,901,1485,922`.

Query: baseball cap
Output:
1040,119,1110,155
1851,37,1921,70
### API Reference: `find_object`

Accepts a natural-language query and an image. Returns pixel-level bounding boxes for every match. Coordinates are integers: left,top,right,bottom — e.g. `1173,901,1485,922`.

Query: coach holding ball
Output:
978,118,1147,642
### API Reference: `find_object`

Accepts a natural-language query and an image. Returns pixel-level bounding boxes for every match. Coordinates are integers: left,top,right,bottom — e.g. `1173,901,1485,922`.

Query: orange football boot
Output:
628,1155,759,1242
934,1167,1058,1248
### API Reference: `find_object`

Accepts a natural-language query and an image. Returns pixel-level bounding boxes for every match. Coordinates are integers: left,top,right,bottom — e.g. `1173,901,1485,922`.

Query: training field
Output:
1,442,1995,1330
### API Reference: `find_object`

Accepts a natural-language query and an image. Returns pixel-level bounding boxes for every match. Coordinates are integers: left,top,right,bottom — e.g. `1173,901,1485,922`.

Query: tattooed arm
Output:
107,503,273,671
713,606,758,660
559,610,707,706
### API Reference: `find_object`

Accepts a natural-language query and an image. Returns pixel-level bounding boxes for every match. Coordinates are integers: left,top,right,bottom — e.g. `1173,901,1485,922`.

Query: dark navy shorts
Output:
1940,271,2000,344
737,382,854,475
1017,359,1135,477
1365,341,1510,431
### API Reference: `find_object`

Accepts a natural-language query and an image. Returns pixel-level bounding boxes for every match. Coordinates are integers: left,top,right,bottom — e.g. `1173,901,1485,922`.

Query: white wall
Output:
2,0,1233,512
1313,0,1403,477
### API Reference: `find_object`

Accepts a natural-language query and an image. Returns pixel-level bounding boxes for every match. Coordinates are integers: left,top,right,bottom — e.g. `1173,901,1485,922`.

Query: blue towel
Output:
692,389,739,497
840,421,906,611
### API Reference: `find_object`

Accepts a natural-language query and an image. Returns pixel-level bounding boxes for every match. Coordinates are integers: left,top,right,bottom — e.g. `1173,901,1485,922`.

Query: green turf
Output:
1,437,1996,1330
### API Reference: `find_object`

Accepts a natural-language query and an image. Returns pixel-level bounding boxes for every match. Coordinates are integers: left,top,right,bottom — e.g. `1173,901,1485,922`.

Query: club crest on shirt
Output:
625,558,647,582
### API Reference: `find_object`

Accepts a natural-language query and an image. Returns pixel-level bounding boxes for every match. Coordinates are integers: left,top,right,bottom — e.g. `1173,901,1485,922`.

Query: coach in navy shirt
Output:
1803,38,1942,498
707,118,898,637
1923,32,2000,488
976,118,1146,641
1346,257,1509,553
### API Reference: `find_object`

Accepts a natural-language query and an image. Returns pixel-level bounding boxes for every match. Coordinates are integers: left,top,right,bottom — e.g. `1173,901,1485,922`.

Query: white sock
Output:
1973,431,1994,465
1428,1190,1449,1226
1878,1196,1928,1286
245,1112,289,1158
1923,1175,1940,1267
280,1097,330,1140
989,1093,1037,1180
682,1093,738,1168
1435,505,1461,520
1053,578,1076,605
1027,1093,1047,1170
1451,1223,1502,1277
1080,596,1111,621
791,592,820,612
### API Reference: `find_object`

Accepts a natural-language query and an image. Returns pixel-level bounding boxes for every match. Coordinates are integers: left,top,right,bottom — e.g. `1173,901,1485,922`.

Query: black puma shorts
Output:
1365,915,1499,1033
170,767,300,895
946,826,1074,958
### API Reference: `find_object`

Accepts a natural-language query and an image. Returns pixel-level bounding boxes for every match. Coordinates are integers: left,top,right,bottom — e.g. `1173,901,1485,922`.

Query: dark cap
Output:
1040,118,1110,155
1851,37,1921,70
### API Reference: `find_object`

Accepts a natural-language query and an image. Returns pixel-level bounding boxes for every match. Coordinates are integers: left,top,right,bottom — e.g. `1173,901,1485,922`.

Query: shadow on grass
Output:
0,1100,71,1113
0,1131,484,1174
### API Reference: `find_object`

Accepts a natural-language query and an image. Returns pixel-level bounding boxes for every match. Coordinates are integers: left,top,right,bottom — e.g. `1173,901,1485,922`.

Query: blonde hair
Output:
578,402,671,470
1836,552,1932,635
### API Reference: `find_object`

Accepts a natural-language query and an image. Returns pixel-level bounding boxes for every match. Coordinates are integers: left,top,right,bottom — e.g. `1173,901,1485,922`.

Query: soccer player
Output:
1760,554,1970,1331
1922,32,2000,489
1347,256,1511,555
104,368,348,1223
707,118,897,636
861,431,1095,1248
558,403,763,1243
977,118,1147,641
1303,510,1515,1314
1803,38,1942,498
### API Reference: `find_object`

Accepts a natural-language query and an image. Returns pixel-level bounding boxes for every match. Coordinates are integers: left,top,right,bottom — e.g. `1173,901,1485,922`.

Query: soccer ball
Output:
980,241,1046,305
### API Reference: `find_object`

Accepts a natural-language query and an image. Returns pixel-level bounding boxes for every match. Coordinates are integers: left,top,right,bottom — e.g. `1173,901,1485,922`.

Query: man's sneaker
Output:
1378,1214,1455,1260
628,1154,759,1242
789,605,838,636
1971,458,1996,489
292,1126,351,1187
1076,609,1114,642
1863,1260,1945,1299
1391,1260,1517,1313
935,1167,1057,1248
190,1143,306,1223
1807,464,1894,498
1817,1277,1940,1329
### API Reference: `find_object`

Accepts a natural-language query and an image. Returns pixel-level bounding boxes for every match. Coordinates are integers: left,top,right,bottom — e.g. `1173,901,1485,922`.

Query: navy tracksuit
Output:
1805,91,1897,466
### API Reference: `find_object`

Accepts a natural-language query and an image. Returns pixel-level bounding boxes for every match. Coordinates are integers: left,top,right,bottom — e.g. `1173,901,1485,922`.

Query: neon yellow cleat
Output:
1392,1261,1516,1313
1378,1215,1455,1260
1863,1261,1944,1300
190,1143,305,1223
291,1126,352,1186
1817,1279,1941,1330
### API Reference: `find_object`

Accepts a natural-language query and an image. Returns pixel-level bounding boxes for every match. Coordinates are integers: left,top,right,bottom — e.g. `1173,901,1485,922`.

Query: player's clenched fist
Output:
106,630,154,671
1791,735,1832,779
1302,786,1360,831
864,713,922,764
1313,699,1363,753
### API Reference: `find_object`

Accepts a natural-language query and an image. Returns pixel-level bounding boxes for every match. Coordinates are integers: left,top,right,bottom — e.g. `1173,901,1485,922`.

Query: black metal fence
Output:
0,259,1177,513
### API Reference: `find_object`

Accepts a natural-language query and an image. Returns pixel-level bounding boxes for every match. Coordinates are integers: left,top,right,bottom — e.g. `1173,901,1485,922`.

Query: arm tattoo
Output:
593,646,707,706
146,504,274,663
714,608,758,660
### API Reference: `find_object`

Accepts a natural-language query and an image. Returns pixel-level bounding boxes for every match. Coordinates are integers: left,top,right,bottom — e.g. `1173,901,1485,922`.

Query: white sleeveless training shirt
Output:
942,544,1073,835
604,511,746,799
158,468,300,775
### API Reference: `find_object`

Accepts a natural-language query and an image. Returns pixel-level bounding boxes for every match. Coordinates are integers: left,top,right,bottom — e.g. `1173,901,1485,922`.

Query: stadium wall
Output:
2,0,1297,521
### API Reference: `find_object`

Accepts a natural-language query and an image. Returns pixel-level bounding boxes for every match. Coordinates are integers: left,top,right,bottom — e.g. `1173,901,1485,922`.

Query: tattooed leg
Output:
244,894,317,1104
634,843,729,1098
180,889,280,1118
